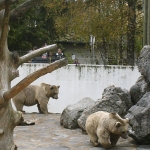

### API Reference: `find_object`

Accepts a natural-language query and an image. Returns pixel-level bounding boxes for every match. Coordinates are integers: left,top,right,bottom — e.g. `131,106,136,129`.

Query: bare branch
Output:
16,44,57,67
0,0,17,11
10,0,42,20
0,1,10,56
3,58,68,101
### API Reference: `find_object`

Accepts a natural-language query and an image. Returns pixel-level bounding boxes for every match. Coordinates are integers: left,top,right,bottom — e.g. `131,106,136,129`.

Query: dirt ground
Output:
14,113,150,150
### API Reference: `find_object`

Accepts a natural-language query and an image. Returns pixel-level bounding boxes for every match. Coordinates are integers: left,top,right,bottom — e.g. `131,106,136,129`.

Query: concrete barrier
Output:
11,63,140,113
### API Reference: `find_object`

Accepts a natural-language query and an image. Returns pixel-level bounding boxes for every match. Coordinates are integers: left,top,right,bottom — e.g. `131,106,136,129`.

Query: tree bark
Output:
10,0,42,20
143,0,148,45
0,48,67,150
0,5,10,57
0,0,6,11
16,44,57,67
0,0,16,11
118,0,124,65
0,1,67,149
126,0,137,66
148,0,150,45
4,58,67,101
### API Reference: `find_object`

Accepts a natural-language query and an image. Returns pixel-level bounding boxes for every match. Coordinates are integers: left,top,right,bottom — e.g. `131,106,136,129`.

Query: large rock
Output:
125,92,150,144
102,85,133,110
125,46,150,144
138,45,150,84
77,85,132,131
60,97,95,129
130,75,147,104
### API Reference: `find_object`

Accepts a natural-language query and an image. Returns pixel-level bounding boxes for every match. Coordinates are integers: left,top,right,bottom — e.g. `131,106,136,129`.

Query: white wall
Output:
11,64,141,113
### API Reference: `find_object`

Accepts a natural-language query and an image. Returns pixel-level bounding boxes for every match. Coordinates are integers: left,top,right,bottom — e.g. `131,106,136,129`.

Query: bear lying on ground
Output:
85,111,129,149
12,83,60,114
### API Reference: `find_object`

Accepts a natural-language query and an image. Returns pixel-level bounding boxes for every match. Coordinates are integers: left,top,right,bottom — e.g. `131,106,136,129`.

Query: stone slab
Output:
14,113,150,150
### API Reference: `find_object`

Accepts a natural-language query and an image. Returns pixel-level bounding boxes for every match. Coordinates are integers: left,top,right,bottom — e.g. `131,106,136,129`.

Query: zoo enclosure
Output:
11,64,140,113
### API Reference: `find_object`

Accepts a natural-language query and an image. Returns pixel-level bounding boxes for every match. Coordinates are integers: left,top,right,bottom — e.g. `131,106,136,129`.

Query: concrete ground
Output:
14,114,150,150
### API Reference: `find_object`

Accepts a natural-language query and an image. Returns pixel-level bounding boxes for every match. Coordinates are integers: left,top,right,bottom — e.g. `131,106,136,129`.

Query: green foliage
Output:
8,4,57,54
42,0,143,64
10,0,27,9
8,0,143,64
64,52,74,64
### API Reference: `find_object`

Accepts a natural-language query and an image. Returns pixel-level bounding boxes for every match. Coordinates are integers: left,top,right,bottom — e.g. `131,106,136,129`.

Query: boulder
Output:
130,75,147,104
60,97,95,129
77,85,132,131
125,92,150,144
102,85,133,110
125,46,150,144
138,45,150,84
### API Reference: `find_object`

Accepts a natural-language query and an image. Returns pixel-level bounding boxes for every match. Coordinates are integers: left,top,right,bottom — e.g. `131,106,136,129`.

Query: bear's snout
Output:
53,95,58,99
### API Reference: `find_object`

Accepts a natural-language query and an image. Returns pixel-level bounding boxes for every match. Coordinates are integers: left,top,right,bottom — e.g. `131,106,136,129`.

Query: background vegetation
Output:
8,0,143,65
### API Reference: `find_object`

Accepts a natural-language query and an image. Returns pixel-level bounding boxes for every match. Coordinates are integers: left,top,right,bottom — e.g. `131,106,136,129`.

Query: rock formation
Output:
125,46,150,144
130,75,147,104
60,97,95,129
78,85,132,131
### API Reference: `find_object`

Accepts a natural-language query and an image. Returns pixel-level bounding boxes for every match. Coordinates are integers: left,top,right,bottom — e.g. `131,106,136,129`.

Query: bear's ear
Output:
109,112,117,118
111,112,117,115
42,84,50,96
50,85,54,90
115,122,121,128
41,83,47,86
125,118,130,123
57,86,60,88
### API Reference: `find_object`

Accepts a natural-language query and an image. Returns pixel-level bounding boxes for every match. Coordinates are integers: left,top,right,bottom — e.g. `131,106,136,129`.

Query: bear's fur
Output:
12,83,60,114
85,111,129,149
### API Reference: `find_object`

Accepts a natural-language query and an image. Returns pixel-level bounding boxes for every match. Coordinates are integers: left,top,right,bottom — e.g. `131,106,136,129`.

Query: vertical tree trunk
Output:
0,10,21,149
148,0,150,45
119,36,123,64
143,0,148,45
127,0,137,66
118,0,124,65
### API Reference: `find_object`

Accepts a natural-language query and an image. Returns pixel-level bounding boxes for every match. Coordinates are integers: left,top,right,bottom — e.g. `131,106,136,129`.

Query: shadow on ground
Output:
14,113,150,150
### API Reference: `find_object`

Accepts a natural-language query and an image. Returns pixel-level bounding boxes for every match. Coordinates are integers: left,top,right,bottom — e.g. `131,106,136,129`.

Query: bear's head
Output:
41,83,60,99
109,112,129,139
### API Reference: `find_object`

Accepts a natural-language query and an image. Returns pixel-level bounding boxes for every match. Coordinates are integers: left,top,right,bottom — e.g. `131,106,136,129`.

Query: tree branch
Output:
10,0,42,20
0,1,10,56
0,0,16,11
3,58,68,101
16,44,57,67
0,0,5,11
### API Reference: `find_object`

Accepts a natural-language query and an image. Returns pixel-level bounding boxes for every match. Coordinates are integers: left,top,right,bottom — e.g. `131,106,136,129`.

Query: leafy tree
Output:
9,0,143,64
43,1,114,63
126,0,137,65
43,0,143,65
8,1,58,54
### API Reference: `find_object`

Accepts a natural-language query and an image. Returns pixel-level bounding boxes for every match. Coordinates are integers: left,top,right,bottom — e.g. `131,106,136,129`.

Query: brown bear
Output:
85,111,129,149
12,83,60,114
